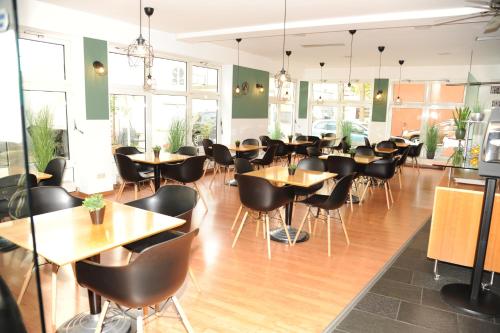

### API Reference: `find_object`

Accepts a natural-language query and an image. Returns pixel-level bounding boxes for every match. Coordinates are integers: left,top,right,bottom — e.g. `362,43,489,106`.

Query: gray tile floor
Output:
335,222,500,333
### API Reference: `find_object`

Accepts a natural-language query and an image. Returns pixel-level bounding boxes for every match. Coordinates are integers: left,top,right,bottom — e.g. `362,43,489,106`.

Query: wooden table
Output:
319,154,382,165
374,147,398,154
245,166,336,243
0,169,52,182
284,140,313,164
0,201,185,332
395,142,410,148
228,144,264,152
128,152,190,191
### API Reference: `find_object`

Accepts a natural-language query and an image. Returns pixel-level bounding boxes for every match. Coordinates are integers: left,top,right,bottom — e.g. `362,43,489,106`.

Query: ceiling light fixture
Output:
144,6,155,89
127,0,154,67
475,35,500,41
318,62,325,104
93,61,105,75
347,29,356,87
274,0,291,95
375,45,385,100
395,59,404,105
235,38,242,94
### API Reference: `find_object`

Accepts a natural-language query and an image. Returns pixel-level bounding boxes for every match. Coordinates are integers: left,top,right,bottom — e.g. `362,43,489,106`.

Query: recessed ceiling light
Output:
437,52,451,55
476,35,500,41
302,43,345,48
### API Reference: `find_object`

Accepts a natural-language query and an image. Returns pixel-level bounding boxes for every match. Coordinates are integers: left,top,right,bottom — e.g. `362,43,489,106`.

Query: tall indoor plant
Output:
453,106,471,140
27,107,56,171
425,123,438,159
167,119,186,153
340,120,353,147
269,121,283,140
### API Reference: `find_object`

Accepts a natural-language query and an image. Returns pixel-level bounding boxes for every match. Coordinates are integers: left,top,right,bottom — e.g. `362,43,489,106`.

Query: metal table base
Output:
270,226,309,243
58,308,131,333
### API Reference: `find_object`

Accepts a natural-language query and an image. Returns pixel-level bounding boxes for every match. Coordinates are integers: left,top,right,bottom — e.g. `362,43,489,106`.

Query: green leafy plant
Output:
453,107,471,131
471,102,483,114
288,134,293,142
269,121,283,140
82,194,105,212
340,120,353,146
425,123,439,154
152,145,161,152
235,140,241,147
167,119,186,153
448,146,465,167
288,163,297,171
27,107,56,171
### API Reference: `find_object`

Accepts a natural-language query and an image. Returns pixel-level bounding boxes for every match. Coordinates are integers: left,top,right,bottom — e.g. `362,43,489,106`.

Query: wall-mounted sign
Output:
0,9,9,32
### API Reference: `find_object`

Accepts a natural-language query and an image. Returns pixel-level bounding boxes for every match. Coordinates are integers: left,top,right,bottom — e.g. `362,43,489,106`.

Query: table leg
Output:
270,200,309,243
228,152,241,186
153,164,161,191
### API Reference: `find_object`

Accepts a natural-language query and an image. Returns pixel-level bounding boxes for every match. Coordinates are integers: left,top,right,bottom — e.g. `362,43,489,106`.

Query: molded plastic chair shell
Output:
176,146,198,156
235,174,293,212
162,156,207,184
234,158,254,174
39,158,66,186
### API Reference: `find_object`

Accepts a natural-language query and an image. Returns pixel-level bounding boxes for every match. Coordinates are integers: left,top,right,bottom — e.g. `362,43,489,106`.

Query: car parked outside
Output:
311,119,368,146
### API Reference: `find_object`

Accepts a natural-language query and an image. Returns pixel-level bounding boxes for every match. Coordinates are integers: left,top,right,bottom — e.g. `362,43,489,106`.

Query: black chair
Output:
332,136,350,154
251,144,277,169
0,276,27,333
375,140,397,158
291,158,325,198
176,146,198,156
76,229,198,333
39,157,66,186
396,147,410,189
0,174,37,221
114,153,154,200
268,139,288,164
306,146,323,157
326,155,357,211
407,143,424,171
364,137,371,147
323,133,335,138
390,137,406,143
295,135,310,157
115,146,153,173
239,138,260,160
9,186,82,306
162,156,208,211
232,174,294,259
355,146,375,157
360,158,397,210
202,138,214,177
234,158,254,174
295,175,353,256
210,144,235,187
259,135,270,151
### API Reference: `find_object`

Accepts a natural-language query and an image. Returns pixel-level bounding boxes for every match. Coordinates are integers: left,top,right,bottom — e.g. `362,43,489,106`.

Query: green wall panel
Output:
298,81,309,119
232,65,269,119
84,37,109,120
371,78,389,122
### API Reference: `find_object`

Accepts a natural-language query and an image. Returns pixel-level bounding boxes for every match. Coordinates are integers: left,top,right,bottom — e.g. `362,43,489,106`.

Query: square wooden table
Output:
284,140,313,163
128,152,190,191
228,144,264,153
244,166,336,243
374,147,398,154
319,154,382,165
0,169,52,182
0,201,185,332
395,142,410,148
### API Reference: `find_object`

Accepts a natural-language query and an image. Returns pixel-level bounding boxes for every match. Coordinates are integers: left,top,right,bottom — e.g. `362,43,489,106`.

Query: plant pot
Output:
89,207,105,225
470,112,484,122
235,142,240,148
455,128,466,140
153,151,160,158
288,168,296,176
426,151,436,159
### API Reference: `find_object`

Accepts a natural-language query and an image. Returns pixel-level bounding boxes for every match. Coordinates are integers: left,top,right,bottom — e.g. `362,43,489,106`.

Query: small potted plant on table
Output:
83,194,106,225
288,163,297,176
288,135,293,143
153,145,161,158
425,123,438,159
235,140,241,148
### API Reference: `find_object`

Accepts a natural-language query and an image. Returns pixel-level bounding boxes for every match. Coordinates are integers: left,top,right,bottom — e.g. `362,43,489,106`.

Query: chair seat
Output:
251,158,266,165
299,194,329,209
123,230,180,253
290,183,323,197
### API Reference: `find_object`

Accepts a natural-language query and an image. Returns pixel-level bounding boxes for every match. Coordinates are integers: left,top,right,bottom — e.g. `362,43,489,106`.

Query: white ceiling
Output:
41,0,500,67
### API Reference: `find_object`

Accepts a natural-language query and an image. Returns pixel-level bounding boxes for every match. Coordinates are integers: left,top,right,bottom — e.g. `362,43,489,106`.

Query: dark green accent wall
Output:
232,65,269,119
371,79,389,122
298,81,309,119
84,37,109,120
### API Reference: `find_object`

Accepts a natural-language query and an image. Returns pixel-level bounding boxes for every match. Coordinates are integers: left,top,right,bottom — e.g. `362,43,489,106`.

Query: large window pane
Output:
19,38,65,81
313,83,339,101
391,107,423,139
151,95,187,148
110,95,146,150
192,99,217,146
430,83,465,103
192,66,217,92
154,58,186,91
343,106,371,127
24,90,69,158
311,105,338,137
392,83,425,103
108,53,144,87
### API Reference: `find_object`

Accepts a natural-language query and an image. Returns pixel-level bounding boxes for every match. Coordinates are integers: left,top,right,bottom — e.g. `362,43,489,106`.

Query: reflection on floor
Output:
336,221,500,333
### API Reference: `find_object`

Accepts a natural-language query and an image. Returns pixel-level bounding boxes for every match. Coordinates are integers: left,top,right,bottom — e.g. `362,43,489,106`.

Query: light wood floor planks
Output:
0,166,444,332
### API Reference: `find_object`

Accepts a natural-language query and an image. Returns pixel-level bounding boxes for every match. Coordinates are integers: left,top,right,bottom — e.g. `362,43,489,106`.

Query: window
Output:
110,95,146,150
191,66,218,93
430,83,464,104
19,39,65,81
392,83,425,103
191,99,217,146
153,58,186,92
269,79,296,137
108,53,144,87
313,83,339,102
151,95,187,148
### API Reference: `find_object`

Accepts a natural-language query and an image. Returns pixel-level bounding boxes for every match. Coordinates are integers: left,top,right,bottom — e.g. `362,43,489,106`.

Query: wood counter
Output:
427,169,500,272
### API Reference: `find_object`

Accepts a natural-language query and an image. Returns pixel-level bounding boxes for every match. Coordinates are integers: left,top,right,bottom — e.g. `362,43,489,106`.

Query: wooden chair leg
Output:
293,207,309,245
327,213,332,257
51,264,60,332
94,300,110,333
359,179,371,204
265,214,271,259
349,190,353,212
384,182,391,210
193,182,208,211
277,209,292,245
172,296,195,333
134,184,138,200
232,211,249,248
388,181,394,204
149,180,155,193
115,182,126,201
188,267,201,292
255,218,260,236
231,205,243,231
136,309,144,333
338,209,350,245
17,262,35,305
398,170,402,189
209,164,219,188
126,252,133,264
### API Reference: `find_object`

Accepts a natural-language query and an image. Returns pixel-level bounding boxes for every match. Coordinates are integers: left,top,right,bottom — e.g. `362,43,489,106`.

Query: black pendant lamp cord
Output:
348,31,354,85
237,40,240,85
377,50,382,91
282,0,287,71
148,10,151,65
139,0,142,36
398,64,402,97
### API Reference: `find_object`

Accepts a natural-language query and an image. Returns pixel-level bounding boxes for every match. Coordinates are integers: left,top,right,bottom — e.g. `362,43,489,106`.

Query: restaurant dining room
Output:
1,0,500,332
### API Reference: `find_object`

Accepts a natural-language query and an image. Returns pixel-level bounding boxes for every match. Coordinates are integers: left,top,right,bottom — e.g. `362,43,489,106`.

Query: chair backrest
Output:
235,174,293,212
259,144,278,164
176,146,198,156
76,228,198,309
115,146,142,155
242,138,259,146
364,158,397,180
340,137,351,153
0,276,27,333
355,146,375,157
308,136,320,144
39,157,66,186
297,157,325,172
9,186,83,219
259,135,270,147
268,139,288,156
397,147,410,166
240,138,260,159
322,175,354,210
234,158,254,174
306,146,322,157
376,140,397,149
296,135,307,141
0,174,37,202
114,153,143,183
212,144,234,166
390,137,406,143
364,137,371,147
202,139,214,157
126,185,197,233
326,156,357,178
162,156,207,184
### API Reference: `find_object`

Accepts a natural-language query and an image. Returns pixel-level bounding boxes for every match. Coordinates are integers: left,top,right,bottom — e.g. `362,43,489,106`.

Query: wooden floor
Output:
1,166,444,332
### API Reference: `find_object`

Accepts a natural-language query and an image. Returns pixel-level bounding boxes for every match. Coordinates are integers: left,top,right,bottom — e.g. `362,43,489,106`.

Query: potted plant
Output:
167,118,186,153
288,163,297,176
453,106,471,140
152,145,161,158
235,140,241,148
321,133,326,139
340,120,353,147
425,123,439,159
288,134,293,143
269,121,283,140
27,107,56,171
83,194,106,225
449,146,465,167
470,103,484,122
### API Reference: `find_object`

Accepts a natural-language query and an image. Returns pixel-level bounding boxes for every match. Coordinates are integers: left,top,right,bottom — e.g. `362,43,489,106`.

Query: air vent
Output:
301,43,345,48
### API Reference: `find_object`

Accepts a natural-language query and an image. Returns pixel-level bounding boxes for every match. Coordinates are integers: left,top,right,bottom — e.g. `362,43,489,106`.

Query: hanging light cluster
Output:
274,0,291,96
375,46,385,100
395,59,404,104
144,6,155,89
128,0,154,68
235,38,242,94
317,62,325,104
347,30,356,88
